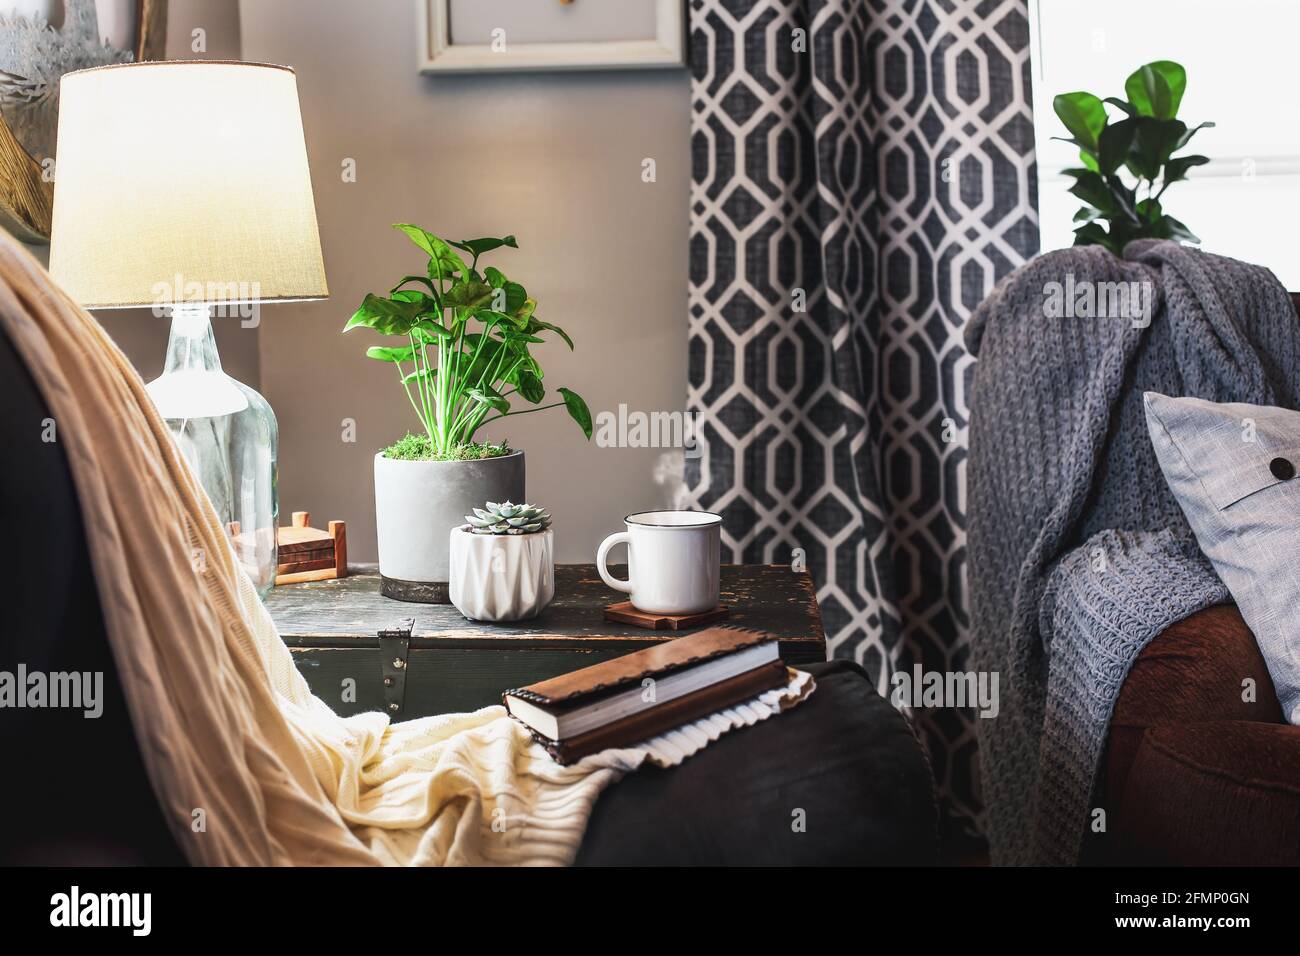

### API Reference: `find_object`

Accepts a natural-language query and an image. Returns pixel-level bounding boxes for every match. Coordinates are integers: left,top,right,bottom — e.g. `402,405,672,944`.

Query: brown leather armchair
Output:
1101,604,1300,865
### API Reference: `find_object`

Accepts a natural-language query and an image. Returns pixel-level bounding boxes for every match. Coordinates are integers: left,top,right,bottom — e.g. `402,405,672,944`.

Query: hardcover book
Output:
503,626,787,764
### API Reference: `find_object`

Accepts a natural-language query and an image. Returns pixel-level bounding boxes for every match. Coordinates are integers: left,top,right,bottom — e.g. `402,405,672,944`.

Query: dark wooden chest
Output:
265,564,827,719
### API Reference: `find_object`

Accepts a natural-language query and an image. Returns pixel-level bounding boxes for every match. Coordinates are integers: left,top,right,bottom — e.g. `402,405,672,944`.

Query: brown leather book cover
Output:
505,625,775,706
530,661,789,765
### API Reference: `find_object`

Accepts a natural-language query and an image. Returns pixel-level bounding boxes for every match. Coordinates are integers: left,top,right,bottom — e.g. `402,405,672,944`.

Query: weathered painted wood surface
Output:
269,564,825,655
267,563,826,717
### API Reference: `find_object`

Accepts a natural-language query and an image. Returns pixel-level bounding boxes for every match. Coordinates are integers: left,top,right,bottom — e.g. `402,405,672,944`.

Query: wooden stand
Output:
603,602,730,631
275,512,347,585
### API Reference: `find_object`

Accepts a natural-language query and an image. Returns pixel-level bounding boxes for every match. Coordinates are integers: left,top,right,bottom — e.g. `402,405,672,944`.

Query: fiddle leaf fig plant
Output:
1053,60,1214,255
345,224,592,460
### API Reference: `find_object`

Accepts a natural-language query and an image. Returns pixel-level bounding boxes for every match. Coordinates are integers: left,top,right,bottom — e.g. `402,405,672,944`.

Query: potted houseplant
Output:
449,501,555,622
345,224,591,602
1052,60,1212,252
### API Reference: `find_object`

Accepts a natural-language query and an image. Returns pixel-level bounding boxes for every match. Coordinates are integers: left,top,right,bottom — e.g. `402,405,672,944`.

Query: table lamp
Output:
48,61,328,596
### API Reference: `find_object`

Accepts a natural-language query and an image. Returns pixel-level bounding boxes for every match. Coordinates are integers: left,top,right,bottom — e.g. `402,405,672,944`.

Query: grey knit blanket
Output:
965,239,1300,865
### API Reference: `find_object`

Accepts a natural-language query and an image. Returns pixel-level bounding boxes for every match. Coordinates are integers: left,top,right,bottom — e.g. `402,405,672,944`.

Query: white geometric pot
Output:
448,526,555,622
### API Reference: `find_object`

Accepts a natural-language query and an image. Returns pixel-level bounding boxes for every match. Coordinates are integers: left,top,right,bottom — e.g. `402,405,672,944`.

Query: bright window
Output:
1029,0,1300,290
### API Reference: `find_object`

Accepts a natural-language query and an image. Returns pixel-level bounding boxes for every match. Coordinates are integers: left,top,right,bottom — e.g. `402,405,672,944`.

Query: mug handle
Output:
596,531,633,594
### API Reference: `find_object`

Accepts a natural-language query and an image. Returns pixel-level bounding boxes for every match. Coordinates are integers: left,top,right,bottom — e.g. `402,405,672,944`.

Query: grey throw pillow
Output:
1144,391,1300,724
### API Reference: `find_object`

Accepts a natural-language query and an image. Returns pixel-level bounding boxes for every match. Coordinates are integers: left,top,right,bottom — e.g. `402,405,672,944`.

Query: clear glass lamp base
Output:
146,305,279,597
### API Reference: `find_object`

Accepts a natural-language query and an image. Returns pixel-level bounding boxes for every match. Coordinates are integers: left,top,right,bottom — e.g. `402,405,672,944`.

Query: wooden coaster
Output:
604,602,730,630
270,512,348,585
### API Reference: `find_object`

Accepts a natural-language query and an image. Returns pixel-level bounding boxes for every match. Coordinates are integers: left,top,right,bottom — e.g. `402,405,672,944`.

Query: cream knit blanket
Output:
0,234,814,866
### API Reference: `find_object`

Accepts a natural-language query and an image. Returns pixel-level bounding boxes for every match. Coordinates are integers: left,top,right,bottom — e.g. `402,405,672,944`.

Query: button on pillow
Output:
1144,391,1300,725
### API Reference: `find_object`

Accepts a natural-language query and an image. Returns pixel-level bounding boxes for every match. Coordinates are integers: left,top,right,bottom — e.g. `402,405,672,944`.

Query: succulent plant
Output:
464,501,552,535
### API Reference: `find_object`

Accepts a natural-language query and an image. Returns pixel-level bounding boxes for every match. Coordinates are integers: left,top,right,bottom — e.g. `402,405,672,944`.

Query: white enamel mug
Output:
596,510,722,615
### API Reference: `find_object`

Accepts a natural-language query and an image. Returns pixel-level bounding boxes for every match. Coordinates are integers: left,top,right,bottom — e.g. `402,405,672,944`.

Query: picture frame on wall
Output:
416,0,685,73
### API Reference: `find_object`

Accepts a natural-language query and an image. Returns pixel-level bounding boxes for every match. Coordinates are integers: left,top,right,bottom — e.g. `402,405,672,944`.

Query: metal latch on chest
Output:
378,617,414,716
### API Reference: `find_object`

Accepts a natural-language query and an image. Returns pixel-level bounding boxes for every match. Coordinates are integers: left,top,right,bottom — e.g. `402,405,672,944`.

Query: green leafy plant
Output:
345,224,592,460
1053,60,1213,254
464,501,552,535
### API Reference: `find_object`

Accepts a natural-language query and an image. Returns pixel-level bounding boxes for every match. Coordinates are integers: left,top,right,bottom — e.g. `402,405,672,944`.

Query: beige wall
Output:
239,0,690,563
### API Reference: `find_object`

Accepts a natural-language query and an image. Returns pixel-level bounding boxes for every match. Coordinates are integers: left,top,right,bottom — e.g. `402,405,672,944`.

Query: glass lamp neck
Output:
162,304,221,374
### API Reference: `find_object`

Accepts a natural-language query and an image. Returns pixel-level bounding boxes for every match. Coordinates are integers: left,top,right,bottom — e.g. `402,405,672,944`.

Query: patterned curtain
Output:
686,0,1039,840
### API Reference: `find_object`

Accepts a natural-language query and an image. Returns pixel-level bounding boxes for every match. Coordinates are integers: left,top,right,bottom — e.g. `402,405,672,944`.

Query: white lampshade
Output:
49,60,327,309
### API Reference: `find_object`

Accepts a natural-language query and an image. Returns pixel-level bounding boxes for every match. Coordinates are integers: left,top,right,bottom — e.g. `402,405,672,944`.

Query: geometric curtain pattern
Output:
685,0,1039,841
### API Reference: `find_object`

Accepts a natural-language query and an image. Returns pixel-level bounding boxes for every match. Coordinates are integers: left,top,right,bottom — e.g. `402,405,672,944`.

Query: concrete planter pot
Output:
448,526,555,622
373,449,525,603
